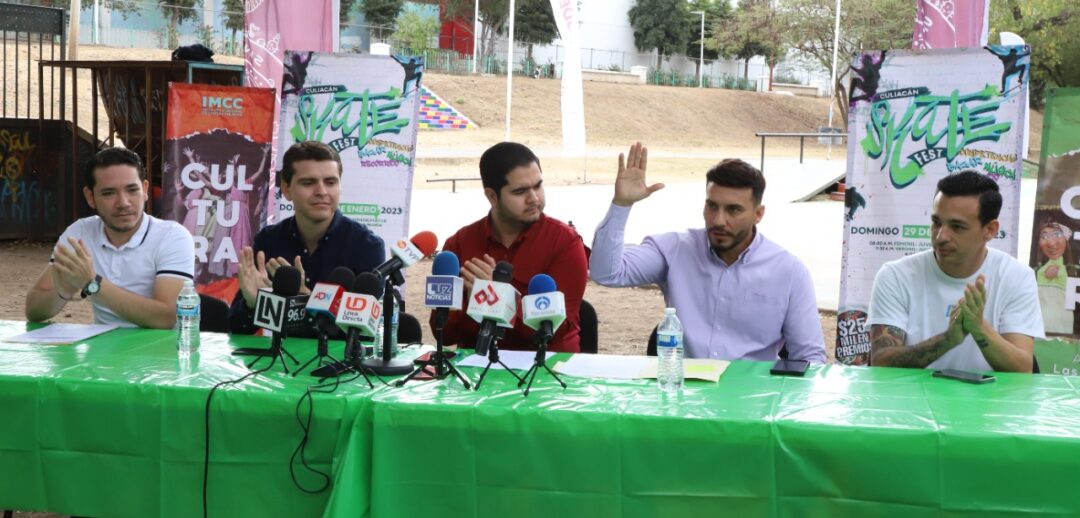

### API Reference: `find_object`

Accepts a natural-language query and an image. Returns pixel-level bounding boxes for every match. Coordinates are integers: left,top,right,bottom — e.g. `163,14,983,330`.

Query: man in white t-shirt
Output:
25,147,195,328
868,171,1043,372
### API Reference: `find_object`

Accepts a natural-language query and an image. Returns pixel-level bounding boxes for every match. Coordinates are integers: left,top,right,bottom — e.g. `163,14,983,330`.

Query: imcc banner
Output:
163,83,276,303
837,46,1030,365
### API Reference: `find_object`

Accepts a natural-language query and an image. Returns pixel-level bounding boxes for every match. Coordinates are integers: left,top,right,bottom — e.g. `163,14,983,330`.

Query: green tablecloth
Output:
3,320,1080,517
367,362,1080,517
0,320,379,518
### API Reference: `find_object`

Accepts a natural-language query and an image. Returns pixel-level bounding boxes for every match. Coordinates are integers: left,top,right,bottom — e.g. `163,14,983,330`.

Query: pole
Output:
68,0,80,60
825,0,842,158
472,0,480,74
698,12,704,88
825,0,842,128
505,0,516,141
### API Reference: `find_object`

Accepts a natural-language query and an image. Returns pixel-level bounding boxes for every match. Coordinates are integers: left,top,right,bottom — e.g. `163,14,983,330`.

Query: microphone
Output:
305,266,353,337
521,274,566,347
425,251,465,334
252,265,302,336
466,261,517,356
372,230,438,284
235,265,304,368
337,272,385,360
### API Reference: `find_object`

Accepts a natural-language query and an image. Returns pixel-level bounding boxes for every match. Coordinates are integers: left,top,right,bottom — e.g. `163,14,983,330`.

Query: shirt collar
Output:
289,210,345,244
484,212,545,248
100,212,151,251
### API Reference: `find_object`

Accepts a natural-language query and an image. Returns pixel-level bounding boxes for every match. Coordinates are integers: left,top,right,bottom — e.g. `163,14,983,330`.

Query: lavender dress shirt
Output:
590,203,826,363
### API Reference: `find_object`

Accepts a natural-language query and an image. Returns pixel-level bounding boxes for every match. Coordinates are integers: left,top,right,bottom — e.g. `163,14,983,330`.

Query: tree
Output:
628,0,693,70
159,0,203,49
685,0,733,80
37,0,139,18
340,0,359,30
515,0,558,61
990,0,1080,106
780,0,914,128
221,0,243,54
709,0,784,84
393,8,440,51
361,0,405,40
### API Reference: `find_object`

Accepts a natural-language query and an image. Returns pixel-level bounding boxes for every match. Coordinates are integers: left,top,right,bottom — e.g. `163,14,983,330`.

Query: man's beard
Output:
708,226,752,254
101,209,143,234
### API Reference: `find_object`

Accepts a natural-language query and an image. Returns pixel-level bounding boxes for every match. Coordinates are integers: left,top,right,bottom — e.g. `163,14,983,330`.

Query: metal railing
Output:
755,131,848,173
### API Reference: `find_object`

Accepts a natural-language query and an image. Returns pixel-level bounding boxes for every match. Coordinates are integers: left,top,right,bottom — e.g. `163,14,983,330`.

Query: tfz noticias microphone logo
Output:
426,279,454,303
473,284,499,305
534,295,551,310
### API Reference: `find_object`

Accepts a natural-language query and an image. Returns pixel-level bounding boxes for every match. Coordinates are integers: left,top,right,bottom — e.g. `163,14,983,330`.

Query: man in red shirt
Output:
436,142,587,353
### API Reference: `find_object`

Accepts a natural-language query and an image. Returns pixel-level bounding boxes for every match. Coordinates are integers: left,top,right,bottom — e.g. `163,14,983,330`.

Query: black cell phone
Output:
932,369,996,384
770,359,810,376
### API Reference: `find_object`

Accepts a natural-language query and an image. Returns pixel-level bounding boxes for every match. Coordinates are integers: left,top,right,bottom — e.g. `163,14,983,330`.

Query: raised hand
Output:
613,142,664,207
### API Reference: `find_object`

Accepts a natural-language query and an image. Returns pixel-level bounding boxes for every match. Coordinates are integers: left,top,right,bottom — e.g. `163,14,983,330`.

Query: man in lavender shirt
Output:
590,142,826,363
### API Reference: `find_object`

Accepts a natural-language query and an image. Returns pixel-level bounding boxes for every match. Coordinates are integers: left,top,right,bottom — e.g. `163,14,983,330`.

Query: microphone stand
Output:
396,309,471,388
518,327,567,397
474,327,525,391
361,273,413,376
310,330,377,389
233,331,299,374
294,328,339,377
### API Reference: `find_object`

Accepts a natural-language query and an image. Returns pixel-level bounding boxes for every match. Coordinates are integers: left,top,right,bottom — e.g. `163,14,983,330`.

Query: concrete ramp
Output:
757,158,847,203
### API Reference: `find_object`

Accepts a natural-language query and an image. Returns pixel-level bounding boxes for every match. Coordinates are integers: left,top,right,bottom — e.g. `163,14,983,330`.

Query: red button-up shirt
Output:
436,213,587,353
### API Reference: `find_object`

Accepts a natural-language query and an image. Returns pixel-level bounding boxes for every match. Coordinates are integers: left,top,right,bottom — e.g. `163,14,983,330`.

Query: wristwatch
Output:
81,274,102,299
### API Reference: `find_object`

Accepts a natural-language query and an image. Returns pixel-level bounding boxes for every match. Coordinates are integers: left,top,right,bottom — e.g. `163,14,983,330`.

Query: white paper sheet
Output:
3,323,120,345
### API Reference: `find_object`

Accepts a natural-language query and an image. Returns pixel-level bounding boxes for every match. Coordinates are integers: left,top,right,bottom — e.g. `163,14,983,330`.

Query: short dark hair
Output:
85,147,144,189
479,142,540,196
936,170,1002,225
280,141,343,185
705,158,766,205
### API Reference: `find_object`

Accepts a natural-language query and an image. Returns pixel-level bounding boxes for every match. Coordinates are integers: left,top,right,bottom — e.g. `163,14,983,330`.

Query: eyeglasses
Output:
1040,230,1067,241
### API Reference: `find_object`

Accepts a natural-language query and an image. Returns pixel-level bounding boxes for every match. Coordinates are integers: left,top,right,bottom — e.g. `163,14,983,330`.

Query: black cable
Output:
288,373,346,494
203,361,274,518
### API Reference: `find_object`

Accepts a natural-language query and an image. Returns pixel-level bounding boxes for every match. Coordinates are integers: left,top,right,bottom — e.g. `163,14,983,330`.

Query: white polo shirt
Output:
53,213,195,327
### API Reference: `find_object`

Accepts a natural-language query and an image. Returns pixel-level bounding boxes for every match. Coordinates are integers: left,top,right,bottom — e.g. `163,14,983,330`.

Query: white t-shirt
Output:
868,248,1044,371
53,214,195,327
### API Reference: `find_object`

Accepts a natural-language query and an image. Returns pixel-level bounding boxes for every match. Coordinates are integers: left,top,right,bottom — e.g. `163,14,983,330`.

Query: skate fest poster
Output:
162,83,276,302
837,46,1029,365
274,52,422,254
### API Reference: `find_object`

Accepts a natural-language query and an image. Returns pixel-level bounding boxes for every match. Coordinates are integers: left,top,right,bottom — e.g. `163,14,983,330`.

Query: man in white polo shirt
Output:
25,147,195,328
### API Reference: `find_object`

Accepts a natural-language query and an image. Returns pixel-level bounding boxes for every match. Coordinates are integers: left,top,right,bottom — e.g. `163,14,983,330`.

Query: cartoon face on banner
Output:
275,52,423,257
836,46,1030,365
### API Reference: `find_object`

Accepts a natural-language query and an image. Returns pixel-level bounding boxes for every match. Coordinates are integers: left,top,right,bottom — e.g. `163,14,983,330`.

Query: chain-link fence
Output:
4,0,819,94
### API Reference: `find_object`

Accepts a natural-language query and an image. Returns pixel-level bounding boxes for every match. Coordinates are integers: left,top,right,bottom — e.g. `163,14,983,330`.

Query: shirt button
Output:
306,278,311,283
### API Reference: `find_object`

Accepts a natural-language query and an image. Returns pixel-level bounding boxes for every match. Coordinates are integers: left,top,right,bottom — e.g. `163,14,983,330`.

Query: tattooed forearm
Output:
870,325,956,368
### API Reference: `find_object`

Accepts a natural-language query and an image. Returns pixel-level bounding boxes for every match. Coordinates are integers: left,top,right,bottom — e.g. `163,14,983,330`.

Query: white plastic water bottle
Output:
175,280,200,358
656,307,684,393
390,294,400,356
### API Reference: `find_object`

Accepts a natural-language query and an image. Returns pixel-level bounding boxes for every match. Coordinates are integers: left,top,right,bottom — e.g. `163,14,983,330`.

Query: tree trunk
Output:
768,63,774,91
168,12,179,49
656,51,662,72
743,59,749,80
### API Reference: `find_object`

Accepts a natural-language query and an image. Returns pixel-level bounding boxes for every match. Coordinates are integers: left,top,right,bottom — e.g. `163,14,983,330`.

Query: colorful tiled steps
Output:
418,86,477,130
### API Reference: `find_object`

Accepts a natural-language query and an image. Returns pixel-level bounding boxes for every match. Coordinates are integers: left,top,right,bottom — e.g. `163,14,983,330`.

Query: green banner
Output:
1030,88,1080,375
